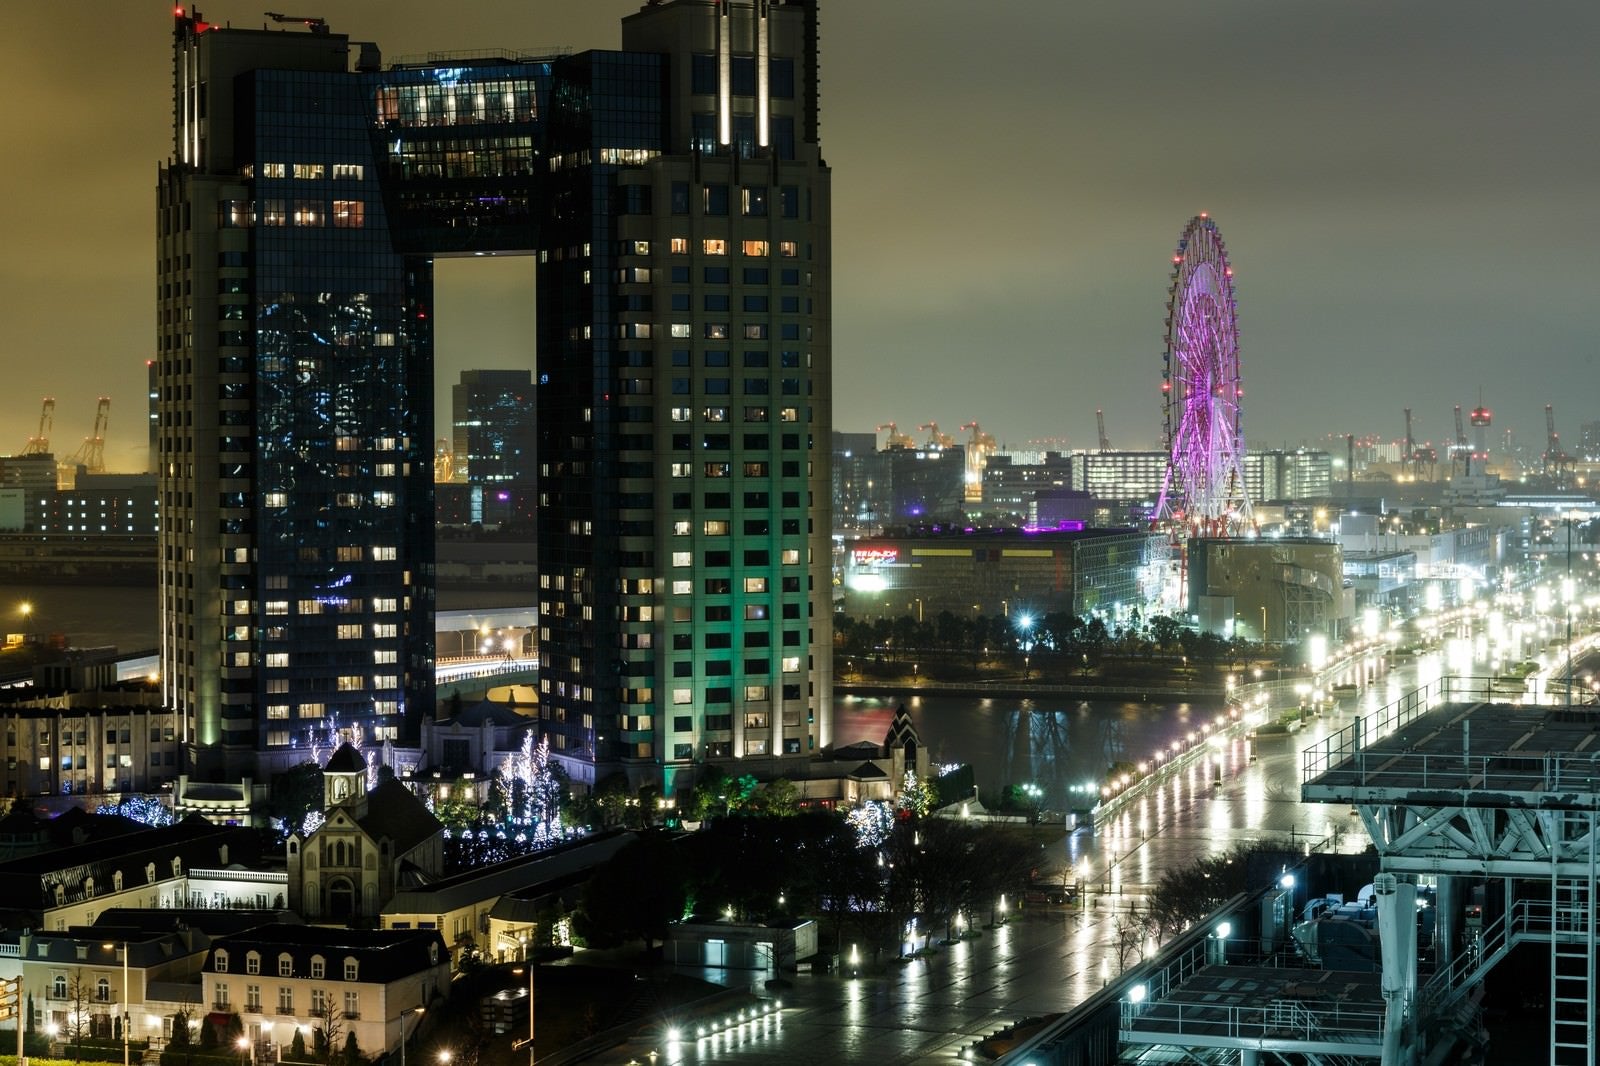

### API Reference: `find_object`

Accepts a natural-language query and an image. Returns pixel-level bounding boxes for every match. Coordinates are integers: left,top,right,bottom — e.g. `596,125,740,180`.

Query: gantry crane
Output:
917,422,955,449
960,421,996,503
20,398,54,456
1096,409,1111,452
433,438,456,483
1452,405,1468,477
62,397,110,476
1544,403,1573,485
875,422,913,450
1403,408,1415,478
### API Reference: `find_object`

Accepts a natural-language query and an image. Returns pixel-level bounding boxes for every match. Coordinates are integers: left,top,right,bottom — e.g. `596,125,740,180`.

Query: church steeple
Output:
323,742,368,813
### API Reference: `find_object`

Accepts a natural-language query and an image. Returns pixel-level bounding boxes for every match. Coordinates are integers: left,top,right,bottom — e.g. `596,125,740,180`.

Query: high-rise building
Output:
449,369,536,526
538,2,832,791
157,2,830,788
451,370,536,487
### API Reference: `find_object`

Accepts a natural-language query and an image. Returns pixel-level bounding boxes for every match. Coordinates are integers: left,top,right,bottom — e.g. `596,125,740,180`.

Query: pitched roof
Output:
355,778,442,856
453,698,532,728
385,831,634,916
324,742,366,773
847,762,889,780
884,704,922,754
205,924,448,985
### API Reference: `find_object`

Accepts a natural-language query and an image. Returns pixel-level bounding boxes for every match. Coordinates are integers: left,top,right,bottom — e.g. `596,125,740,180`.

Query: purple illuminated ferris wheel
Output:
1156,214,1252,535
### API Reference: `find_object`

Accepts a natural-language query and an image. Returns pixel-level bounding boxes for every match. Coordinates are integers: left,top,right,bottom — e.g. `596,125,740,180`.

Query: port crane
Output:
20,398,54,456
264,11,330,33
917,422,955,449
62,397,110,476
1544,403,1572,485
875,422,913,450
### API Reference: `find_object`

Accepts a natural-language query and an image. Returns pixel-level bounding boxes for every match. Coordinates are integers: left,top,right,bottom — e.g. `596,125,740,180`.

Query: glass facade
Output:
161,2,831,787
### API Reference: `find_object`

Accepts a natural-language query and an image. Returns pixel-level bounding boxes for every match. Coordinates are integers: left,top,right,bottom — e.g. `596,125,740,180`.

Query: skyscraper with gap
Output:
157,1,831,789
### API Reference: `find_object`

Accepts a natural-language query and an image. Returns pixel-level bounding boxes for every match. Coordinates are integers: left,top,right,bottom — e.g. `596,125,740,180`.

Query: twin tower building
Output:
156,1,833,793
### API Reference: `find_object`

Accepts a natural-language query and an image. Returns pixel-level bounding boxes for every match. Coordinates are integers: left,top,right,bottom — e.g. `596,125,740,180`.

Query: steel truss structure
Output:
1303,676,1600,1065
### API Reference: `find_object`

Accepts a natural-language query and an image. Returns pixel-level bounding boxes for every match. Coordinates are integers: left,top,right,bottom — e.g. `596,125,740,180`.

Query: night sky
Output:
1,2,1594,471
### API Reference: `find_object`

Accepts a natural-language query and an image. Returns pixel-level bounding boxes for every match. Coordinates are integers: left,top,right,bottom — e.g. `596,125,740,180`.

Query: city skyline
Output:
1,1,1596,469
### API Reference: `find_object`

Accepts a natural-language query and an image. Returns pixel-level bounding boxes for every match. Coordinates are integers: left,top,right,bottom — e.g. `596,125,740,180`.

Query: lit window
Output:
332,200,365,228
332,163,364,179
292,200,323,226
670,237,689,254
673,689,693,705
704,520,729,536
782,549,800,565
703,239,727,256
292,163,325,179
672,551,692,567
672,580,692,595
742,240,769,257
262,163,286,178
744,577,768,593
670,407,691,422
779,241,798,257
783,657,801,673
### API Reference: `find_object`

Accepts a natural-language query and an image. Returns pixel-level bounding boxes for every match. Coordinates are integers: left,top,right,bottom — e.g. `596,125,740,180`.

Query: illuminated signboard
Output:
852,547,899,565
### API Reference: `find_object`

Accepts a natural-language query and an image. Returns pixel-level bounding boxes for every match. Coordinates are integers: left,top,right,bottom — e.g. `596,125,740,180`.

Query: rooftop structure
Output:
1302,675,1600,1064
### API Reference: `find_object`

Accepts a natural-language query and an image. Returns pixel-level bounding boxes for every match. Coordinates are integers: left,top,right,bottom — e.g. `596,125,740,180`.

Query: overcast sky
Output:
1,1,1594,470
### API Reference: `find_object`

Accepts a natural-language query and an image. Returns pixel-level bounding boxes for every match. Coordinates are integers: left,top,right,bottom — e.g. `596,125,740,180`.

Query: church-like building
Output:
287,744,444,920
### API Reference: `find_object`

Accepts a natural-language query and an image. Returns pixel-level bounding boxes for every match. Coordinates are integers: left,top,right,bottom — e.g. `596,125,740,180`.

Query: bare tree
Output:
63,971,94,1058
308,990,344,1066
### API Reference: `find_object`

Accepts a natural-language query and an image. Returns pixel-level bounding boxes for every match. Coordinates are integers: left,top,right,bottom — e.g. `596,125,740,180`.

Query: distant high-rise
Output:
157,2,831,787
451,370,536,487
449,369,536,524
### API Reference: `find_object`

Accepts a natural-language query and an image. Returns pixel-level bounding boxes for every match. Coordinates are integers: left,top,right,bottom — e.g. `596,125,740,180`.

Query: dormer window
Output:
343,957,358,981
246,952,260,975
113,871,124,892
214,950,229,974
310,956,325,980
278,954,293,977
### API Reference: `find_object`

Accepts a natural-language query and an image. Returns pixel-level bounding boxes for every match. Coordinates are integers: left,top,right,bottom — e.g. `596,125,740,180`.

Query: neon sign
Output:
852,547,899,565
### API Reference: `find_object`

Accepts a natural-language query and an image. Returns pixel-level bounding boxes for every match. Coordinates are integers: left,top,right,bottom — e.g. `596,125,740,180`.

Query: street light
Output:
102,941,128,1066
235,1034,250,1066
399,1006,424,1066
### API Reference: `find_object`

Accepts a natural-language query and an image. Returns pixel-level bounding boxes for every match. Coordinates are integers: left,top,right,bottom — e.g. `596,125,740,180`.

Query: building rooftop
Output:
1122,962,1384,1058
1302,679,1600,807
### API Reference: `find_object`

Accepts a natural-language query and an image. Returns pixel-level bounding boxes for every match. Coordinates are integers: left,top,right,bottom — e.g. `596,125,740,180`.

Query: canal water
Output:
832,692,1227,810
1,585,1219,806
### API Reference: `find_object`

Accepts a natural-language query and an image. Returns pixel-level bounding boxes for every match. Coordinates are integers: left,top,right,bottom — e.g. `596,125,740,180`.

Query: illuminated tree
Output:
496,732,562,841
95,795,176,827
895,771,938,819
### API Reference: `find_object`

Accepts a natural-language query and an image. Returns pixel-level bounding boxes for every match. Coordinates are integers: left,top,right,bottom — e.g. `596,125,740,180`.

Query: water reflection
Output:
835,694,1218,806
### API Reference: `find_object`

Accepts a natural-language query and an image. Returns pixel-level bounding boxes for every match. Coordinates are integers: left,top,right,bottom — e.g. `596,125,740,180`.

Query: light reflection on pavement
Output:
584,647,1488,1065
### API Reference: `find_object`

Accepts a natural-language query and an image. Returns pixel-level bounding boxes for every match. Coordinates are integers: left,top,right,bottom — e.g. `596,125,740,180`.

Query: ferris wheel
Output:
1156,214,1252,535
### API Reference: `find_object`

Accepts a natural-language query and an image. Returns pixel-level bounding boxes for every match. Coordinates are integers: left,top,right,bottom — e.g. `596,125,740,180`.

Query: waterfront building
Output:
157,1,833,791
1187,536,1350,642
840,527,1161,624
